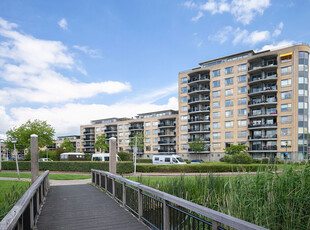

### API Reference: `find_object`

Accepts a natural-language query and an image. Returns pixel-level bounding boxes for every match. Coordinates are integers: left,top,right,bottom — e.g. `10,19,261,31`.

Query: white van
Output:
91,153,121,162
152,155,186,165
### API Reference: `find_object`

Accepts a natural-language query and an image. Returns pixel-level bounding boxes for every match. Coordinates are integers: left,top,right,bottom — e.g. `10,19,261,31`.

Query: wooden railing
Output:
0,171,49,230
91,169,267,230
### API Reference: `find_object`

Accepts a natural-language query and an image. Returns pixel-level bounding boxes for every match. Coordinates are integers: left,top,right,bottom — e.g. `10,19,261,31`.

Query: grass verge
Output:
0,172,91,180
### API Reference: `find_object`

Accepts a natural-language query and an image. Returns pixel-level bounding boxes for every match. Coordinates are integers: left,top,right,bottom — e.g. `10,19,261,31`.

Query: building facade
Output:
178,44,309,162
52,135,82,152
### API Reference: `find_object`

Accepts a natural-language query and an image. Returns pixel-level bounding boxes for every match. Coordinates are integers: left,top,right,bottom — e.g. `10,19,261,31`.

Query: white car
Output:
38,158,53,162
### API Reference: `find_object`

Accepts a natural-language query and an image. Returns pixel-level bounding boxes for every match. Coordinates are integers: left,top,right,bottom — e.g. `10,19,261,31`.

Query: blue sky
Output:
0,0,309,138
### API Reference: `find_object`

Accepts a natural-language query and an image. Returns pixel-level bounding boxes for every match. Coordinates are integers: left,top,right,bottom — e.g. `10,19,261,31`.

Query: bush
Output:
118,152,132,161
2,161,133,174
136,159,152,163
231,153,252,164
252,159,262,164
220,155,232,163
262,158,269,164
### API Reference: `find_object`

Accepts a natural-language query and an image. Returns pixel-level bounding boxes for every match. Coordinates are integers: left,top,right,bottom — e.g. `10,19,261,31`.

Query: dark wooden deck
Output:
36,184,148,230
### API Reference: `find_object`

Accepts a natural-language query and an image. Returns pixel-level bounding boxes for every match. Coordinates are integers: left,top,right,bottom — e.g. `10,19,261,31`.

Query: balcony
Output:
188,147,210,152
158,123,176,128
158,131,176,136
188,87,210,95
188,96,210,104
129,126,144,130
158,140,176,145
158,149,176,153
248,111,277,118
188,107,210,114
83,150,95,154
83,131,95,135
248,74,277,84
188,128,210,133
248,123,277,129
248,98,277,107
248,86,277,96
188,138,210,142
105,128,117,133
249,145,277,151
248,59,277,72
188,75,210,84
248,135,277,140
188,118,210,123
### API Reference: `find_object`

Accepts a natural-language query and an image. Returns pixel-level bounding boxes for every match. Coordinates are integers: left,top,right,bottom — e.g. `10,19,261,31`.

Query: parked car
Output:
152,155,186,165
91,153,121,162
191,160,204,164
60,153,86,161
38,158,53,162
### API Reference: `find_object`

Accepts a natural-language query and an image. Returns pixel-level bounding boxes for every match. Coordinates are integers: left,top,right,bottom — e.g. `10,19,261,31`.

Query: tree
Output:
60,139,75,152
224,144,248,155
129,132,144,153
5,120,55,152
189,138,207,153
95,134,109,153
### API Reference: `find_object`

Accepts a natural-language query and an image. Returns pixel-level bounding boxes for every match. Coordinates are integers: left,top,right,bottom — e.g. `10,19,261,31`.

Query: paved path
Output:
36,184,148,230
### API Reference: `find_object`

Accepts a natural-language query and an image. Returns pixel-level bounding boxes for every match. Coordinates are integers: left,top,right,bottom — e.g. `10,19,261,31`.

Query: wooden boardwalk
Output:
36,184,148,230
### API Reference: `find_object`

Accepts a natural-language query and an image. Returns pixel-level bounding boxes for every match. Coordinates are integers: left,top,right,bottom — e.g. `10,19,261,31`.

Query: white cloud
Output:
58,18,68,30
272,22,284,37
208,26,233,44
73,45,102,58
186,0,270,24
0,17,131,104
259,40,295,51
0,106,13,134
192,12,204,22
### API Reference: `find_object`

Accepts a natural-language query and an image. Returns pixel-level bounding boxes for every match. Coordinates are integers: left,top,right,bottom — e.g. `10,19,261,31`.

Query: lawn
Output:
0,172,91,180
0,180,30,221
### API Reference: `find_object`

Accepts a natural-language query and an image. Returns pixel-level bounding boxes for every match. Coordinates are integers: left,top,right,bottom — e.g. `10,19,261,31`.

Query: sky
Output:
0,0,310,139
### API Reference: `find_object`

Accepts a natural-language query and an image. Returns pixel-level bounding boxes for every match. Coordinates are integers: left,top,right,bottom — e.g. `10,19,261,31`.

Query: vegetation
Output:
222,144,252,164
136,159,152,163
0,172,91,180
0,180,30,221
5,119,55,152
94,134,109,153
118,152,133,161
60,139,75,152
189,138,207,153
224,144,248,155
129,132,144,153
133,166,310,230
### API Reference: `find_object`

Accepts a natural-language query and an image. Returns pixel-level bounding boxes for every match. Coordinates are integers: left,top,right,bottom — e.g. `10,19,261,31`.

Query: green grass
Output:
129,165,310,230
0,180,31,221
0,172,91,180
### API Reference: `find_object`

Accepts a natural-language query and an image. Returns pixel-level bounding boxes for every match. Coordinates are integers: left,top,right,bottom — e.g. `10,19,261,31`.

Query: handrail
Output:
0,170,49,230
91,169,267,230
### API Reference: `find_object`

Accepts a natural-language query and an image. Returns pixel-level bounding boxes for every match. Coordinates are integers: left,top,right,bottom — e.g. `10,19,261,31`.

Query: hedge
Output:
136,164,277,173
2,161,133,174
136,159,152,163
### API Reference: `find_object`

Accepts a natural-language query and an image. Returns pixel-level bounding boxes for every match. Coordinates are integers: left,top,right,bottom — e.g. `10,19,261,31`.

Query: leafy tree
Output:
94,134,109,153
129,131,144,153
224,144,248,155
189,138,207,153
60,139,75,152
5,119,55,152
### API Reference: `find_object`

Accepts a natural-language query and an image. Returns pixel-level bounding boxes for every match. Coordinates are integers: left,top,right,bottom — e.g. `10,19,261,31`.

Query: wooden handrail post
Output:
30,198,34,228
105,174,107,191
138,188,143,219
122,182,126,207
212,220,221,230
112,178,115,198
99,173,102,188
163,199,170,229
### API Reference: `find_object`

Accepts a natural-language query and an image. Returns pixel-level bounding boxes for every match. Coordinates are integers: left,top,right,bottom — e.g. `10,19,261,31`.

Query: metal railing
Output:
0,171,49,230
92,170,266,230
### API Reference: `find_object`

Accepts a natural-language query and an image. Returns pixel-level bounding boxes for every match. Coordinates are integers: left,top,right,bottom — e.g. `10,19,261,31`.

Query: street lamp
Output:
11,139,20,180
0,139,4,172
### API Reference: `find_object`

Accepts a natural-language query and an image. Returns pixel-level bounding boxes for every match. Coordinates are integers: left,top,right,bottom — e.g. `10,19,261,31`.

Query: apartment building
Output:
80,110,179,158
178,44,309,162
53,135,82,152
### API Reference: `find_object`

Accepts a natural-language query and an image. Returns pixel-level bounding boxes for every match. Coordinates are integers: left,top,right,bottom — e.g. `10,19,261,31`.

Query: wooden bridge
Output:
0,170,267,230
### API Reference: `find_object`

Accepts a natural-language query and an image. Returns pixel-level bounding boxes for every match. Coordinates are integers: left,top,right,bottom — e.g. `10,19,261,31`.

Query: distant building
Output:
53,135,82,152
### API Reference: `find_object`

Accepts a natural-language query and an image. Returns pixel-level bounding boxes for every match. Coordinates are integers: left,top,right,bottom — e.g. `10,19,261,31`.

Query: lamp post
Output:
0,139,3,172
11,139,20,180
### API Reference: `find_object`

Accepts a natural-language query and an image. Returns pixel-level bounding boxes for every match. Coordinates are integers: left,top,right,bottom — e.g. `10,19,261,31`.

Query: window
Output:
125,139,130,144
225,89,233,96
125,124,129,130
213,132,221,139
281,91,292,99
238,119,247,127
181,87,187,93
125,132,129,137
152,129,158,135
119,132,123,137
181,106,188,112
225,110,233,117
281,66,292,75
280,53,292,63
213,101,220,108
153,137,158,143
213,122,221,129
238,97,247,105
181,77,187,84
238,75,247,83
181,125,188,131
213,143,221,150
281,79,292,87
181,134,188,141
238,131,247,138
118,125,123,130
238,109,247,116
153,121,158,127
119,139,123,145
281,116,292,124
181,144,188,150
145,138,150,143
298,89,308,96
225,66,233,75
212,91,220,98
225,77,233,85
238,63,247,72
281,140,292,148
281,104,292,112
281,128,291,136
96,127,100,132
225,121,233,128
145,130,150,136
225,100,233,107
181,96,187,102
213,112,220,119
225,132,233,139
181,115,188,122
145,122,150,127
213,69,220,77
238,86,247,94
213,80,220,88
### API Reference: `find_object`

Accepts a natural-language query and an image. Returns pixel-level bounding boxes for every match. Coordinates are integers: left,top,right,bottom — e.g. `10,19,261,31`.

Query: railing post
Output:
40,184,43,203
36,189,40,214
94,172,97,185
163,200,170,230
17,215,23,229
30,198,34,229
138,188,143,220
112,178,116,198
105,174,107,191
99,172,102,188
122,182,126,207
212,220,221,230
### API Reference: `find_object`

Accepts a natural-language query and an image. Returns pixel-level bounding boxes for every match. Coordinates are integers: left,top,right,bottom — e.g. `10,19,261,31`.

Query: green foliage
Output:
189,138,207,153
224,144,248,155
2,161,133,174
129,132,144,153
118,152,132,161
60,139,75,152
136,159,152,163
262,158,269,164
94,134,109,153
0,172,90,180
231,153,253,164
5,119,55,151
220,155,232,163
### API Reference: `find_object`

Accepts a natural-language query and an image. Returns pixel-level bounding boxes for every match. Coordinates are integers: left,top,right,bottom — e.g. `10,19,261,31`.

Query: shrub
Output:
2,161,133,174
252,159,261,164
261,158,269,164
118,152,132,161
220,155,232,163
231,153,252,164
136,159,152,163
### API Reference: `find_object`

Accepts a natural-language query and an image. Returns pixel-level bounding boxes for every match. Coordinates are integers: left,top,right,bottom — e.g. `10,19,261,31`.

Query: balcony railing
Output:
188,107,210,113
188,75,210,84
105,128,117,132
83,131,95,134
188,128,210,133
188,138,210,142
158,132,176,136
129,126,144,130
248,86,277,94
248,98,277,106
248,135,277,140
158,149,176,153
188,97,210,103
249,145,277,151
188,87,210,94
248,123,277,128
188,147,210,152
188,118,210,123
158,123,176,127
249,74,277,83
248,111,277,117
158,140,176,144
249,59,277,71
